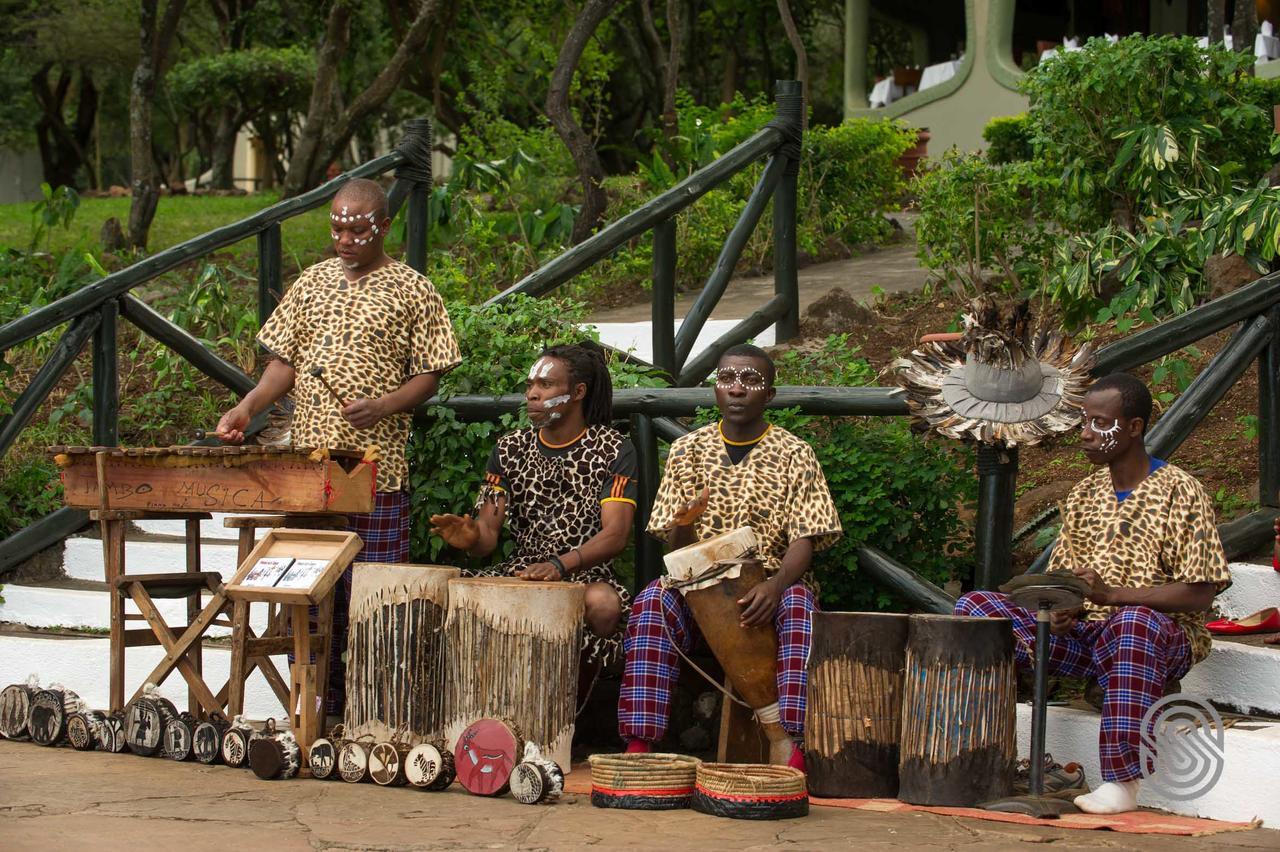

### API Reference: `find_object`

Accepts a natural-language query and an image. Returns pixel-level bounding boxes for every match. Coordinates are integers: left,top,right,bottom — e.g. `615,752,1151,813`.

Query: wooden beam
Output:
120,295,256,396
0,313,100,458
856,546,955,614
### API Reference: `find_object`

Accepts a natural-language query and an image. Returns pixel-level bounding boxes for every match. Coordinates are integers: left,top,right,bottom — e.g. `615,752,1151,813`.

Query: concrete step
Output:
1183,637,1280,716
1216,561,1280,622
0,632,284,719
62,536,239,583
1020,703,1280,825
0,582,268,635
131,513,241,541
593,320,775,368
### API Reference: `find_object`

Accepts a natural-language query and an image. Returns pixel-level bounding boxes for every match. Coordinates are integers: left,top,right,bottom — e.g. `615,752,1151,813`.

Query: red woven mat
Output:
566,765,1260,836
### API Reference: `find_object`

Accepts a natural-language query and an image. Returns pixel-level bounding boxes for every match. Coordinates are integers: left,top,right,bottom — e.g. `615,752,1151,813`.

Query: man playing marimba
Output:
956,373,1230,814
617,344,843,768
215,178,462,711
429,342,634,665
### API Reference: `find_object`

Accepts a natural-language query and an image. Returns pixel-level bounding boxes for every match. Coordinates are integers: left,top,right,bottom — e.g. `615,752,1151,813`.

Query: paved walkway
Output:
2,742,1274,851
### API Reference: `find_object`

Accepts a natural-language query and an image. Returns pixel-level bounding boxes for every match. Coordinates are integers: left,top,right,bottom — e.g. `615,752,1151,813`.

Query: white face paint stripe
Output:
542,394,571,409
528,358,555,381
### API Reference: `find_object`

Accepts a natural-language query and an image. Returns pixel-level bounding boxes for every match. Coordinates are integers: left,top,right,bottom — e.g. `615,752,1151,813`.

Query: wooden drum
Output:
664,528,793,765
344,563,460,743
898,614,1017,807
805,612,909,798
443,578,584,772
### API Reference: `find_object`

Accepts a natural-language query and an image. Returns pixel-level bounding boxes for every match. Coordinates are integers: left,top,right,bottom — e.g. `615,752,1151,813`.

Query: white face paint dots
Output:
1082,414,1123,452
329,206,382,244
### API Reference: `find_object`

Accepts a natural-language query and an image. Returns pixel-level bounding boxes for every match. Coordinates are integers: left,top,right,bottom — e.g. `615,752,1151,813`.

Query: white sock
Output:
1073,779,1140,814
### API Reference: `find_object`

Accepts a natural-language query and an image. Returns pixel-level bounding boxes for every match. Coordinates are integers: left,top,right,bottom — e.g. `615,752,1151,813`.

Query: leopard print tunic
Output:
1049,462,1231,663
470,425,634,666
646,423,843,592
257,258,461,491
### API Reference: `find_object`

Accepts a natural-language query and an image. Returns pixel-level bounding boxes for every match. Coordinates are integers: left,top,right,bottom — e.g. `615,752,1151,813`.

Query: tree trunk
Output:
721,40,738,103
776,0,807,129
661,0,682,144
547,0,624,245
210,106,240,190
1207,0,1226,45
281,0,353,198
1232,0,1259,59
127,0,188,250
31,65,98,189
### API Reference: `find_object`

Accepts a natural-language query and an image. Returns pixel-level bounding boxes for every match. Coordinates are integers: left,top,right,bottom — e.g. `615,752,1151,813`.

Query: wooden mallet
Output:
308,365,348,408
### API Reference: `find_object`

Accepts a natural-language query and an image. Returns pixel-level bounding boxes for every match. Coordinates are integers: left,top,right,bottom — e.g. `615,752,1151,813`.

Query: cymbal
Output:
999,572,1089,612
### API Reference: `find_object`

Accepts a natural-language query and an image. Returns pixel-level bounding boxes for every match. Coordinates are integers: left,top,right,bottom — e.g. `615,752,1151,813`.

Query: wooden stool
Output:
222,514,346,719
92,509,219,715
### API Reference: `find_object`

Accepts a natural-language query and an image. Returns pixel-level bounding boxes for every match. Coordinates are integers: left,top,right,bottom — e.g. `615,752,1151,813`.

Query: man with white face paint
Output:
215,178,461,714
430,342,635,666
955,373,1230,815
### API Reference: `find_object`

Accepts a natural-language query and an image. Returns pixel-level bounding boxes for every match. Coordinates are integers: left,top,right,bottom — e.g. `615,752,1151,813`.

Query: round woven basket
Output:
588,753,701,810
692,763,808,820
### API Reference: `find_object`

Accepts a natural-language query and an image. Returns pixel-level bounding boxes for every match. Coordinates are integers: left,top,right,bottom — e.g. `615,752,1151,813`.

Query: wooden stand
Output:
716,679,769,764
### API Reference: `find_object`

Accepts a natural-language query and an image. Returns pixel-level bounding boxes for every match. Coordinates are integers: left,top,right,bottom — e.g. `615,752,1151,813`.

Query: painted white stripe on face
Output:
542,394,571,410
528,357,554,381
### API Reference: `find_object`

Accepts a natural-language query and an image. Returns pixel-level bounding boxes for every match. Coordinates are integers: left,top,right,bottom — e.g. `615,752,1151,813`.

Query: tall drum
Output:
344,563,460,743
804,612,909,798
898,614,1017,807
443,578,584,771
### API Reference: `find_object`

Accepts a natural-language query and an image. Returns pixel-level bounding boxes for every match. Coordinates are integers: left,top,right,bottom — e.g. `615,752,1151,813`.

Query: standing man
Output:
215,178,462,712
430,342,633,666
956,373,1230,814
618,344,843,768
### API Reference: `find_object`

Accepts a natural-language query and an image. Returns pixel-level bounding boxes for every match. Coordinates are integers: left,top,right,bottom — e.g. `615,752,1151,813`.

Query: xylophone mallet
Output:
308,365,348,408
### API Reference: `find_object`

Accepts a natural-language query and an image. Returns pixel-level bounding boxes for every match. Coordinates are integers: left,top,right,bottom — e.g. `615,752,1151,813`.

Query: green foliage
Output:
0,48,36,150
30,184,81,252
167,47,314,117
0,455,63,539
404,295,664,568
982,114,1034,164
913,151,1060,296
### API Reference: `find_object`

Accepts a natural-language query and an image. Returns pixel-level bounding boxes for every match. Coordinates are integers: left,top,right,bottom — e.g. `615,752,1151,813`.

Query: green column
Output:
844,0,870,116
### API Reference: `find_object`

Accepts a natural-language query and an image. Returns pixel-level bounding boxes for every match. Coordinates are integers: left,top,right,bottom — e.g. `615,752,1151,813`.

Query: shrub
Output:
982,114,1034,164
912,151,1060,295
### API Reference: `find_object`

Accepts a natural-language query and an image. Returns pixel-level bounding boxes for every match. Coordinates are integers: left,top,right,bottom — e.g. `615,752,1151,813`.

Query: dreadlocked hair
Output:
539,340,614,426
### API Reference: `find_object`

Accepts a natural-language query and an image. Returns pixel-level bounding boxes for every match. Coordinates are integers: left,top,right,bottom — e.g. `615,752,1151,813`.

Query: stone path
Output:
2,742,1274,851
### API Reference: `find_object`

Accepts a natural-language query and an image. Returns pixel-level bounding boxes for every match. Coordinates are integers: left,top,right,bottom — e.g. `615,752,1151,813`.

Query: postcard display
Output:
225,529,362,753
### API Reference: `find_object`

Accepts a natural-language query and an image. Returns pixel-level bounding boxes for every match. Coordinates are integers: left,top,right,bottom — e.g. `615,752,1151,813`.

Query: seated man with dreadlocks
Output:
430,341,634,664
617,344,842,769
956,373,1230,815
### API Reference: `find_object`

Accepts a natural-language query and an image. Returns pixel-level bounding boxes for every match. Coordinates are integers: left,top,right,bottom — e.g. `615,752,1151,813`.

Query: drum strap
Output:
659,619,754,713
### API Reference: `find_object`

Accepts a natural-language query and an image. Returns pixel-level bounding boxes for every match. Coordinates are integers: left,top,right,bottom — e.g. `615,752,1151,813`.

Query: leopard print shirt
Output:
646,423,843,591
257,258,461,491
469,425,636,666
1049,463,1231,663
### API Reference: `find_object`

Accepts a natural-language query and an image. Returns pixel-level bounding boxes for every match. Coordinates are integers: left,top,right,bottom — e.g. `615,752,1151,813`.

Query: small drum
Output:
307,731,345,780
28,687,80,746
805,612,909,798
99,714,128,753
587,753,701,810
444,578,583,771
369,741,410,786
162,713,197,761
124,693,178,756
454,718,522,797
249,721,301,781
509,744,565,805
664,528,793,765
221,720,255,768
691,763,808,820
193,716,231,765
338,740,373,783
405,742,455,790
66,710,105,751
0,681,36,740
898,614,1017,807
344,564,459,744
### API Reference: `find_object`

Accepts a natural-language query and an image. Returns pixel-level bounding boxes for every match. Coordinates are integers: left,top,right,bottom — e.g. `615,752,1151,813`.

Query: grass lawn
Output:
0,192,406,272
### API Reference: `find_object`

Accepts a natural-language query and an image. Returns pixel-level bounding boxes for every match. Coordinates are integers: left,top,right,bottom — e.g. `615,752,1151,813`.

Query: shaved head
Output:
333,178,388,219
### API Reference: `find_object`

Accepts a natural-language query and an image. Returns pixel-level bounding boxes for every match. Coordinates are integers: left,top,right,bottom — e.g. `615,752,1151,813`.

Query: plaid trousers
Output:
317,490,411,713
955,590,1192,782
618,578,815,744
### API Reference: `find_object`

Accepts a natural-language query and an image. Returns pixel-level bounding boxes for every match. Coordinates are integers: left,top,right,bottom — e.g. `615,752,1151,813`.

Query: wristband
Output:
548,555,567,578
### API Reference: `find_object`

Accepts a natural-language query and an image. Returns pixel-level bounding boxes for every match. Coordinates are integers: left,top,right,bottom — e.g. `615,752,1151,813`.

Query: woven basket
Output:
588,753,701,810
692,763,809,820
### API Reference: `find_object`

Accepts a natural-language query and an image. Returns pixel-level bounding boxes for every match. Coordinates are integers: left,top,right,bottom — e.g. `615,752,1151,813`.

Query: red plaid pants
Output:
618,578,815,744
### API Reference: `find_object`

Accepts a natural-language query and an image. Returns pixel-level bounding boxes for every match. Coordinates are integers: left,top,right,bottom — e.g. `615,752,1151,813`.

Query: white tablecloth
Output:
1197,35,1235,49
1039,38,1081,63
1256,33,1280,60
919,59,961,91
869,77,904,108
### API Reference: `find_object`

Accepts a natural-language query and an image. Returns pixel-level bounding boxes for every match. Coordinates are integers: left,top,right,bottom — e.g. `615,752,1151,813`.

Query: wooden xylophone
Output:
50,444,376,514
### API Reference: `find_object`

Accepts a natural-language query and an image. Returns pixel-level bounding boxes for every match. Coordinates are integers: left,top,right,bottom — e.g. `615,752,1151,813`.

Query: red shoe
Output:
787,744,806,773
624,739,652,754
1206,607,1280,635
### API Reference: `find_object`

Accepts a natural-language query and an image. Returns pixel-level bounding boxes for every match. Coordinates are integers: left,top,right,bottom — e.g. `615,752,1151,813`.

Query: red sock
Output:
624,739,652,754
787,744,806,773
